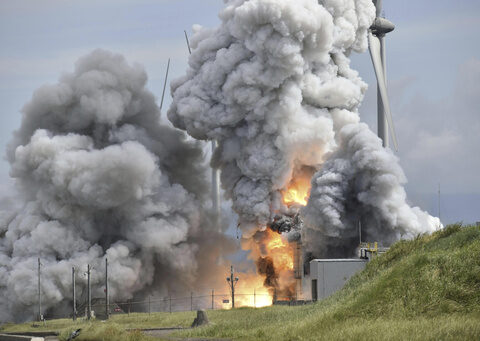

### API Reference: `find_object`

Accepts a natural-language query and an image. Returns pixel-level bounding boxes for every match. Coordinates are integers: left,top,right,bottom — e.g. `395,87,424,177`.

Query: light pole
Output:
226,266,239,309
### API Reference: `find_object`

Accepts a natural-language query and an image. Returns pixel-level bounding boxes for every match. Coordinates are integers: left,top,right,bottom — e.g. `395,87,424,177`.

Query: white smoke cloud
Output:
0,49,216,322
168,0,440,257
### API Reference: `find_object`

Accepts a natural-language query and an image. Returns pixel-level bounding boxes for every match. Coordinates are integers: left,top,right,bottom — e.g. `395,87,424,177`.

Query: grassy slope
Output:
176,223,480,340
2,224,480,340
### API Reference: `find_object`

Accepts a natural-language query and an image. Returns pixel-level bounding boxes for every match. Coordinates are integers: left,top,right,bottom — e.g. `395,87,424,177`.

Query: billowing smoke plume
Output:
302,123,441,258
168,0,440,263
0,49,228,322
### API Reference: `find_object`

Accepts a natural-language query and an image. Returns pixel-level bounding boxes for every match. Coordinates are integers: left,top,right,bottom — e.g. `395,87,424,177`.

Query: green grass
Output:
0,312,196,340
2,224,480,340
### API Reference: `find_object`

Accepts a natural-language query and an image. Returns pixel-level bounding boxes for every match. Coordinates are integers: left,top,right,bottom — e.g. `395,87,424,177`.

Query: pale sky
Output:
1,0,479,224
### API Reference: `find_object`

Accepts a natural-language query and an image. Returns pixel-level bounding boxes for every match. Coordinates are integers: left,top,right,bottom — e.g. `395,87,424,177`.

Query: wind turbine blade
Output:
368,32,399,151
159,58,170,113
184,30,192,55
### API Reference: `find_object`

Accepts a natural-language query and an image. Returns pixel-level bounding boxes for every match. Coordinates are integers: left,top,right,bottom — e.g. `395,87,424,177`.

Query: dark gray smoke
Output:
0,49,229,322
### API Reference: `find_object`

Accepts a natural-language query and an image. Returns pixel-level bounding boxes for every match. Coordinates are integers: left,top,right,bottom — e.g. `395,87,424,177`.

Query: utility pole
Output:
211,289,214,310
72,267,76,321
86,264,91,320
358,220,362,245
37,258,42,321
226,265,238,309
105,258,109,320
438,183,441,223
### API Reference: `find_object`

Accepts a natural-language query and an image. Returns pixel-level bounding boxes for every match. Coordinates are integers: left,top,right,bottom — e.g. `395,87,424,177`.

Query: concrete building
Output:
302,259,368,301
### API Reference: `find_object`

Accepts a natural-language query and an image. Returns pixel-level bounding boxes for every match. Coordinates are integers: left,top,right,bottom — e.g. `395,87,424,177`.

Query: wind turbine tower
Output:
368,0,398,151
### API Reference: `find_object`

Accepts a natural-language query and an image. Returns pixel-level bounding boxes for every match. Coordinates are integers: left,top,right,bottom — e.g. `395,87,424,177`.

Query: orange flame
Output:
232,170,313,306
281,175,311,207
222,275,273,308
240,229,296,303
265,229,294,271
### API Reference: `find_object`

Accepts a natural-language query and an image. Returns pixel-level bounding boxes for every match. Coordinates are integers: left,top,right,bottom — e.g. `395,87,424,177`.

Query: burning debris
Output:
270,214,303,235
248,229,296,300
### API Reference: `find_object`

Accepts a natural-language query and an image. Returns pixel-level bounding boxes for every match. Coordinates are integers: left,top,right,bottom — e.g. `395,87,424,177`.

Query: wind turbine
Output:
184,31,221,232
368,0,398,151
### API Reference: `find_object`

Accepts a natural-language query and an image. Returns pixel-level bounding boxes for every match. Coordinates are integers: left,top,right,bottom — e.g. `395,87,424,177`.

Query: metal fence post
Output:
169,296,172,313
211,289,214,310
148,296,151,315
190,292,193,311
254,288,256,308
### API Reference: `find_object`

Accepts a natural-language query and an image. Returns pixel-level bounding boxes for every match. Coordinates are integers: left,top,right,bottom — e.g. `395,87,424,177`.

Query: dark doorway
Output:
312,279,318,301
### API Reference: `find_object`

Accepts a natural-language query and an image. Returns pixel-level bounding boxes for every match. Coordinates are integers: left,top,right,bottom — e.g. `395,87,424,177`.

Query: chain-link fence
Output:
79,289,303,319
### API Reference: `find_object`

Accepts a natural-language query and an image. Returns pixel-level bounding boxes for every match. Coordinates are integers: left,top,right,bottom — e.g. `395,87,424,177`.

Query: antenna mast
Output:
184,30,192,55
159,58,171,113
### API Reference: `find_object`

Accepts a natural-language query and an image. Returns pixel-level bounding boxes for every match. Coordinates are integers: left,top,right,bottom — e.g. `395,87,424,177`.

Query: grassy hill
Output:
174,223,480,340
2,224,480,340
